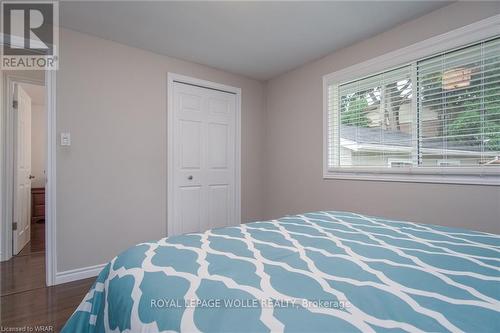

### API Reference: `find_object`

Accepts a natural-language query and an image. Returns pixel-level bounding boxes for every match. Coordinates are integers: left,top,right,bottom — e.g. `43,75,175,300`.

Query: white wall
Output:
56,29,267,272
264,2,500,234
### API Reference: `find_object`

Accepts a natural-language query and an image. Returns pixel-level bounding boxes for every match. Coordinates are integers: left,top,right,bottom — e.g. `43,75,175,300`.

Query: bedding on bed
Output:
62,211,500,333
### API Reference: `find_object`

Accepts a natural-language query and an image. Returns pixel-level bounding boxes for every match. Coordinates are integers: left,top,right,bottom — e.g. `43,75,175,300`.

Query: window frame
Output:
323,14,500,185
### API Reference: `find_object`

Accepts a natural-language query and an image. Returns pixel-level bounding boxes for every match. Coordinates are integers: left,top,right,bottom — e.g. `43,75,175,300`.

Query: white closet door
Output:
171,82,236,235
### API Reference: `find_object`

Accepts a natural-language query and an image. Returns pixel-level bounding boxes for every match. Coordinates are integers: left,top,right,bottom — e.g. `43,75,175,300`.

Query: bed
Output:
62,211,500,332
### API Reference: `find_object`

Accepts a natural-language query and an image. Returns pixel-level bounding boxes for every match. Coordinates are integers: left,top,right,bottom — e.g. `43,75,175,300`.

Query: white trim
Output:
167,73,242,237
324,165,500,185
322,171,500,186
55,263,106,285
322,15,500,185
167,73,174,237
46,71,56,286
0,72,56,286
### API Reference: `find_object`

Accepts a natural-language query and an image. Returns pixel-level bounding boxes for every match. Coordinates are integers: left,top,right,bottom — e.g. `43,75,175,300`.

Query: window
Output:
437,160,461,167
325,36,500,184
388,159,414,168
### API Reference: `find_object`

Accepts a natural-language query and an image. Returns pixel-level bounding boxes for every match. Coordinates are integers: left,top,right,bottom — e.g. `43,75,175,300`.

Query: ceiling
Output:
60,1,451,80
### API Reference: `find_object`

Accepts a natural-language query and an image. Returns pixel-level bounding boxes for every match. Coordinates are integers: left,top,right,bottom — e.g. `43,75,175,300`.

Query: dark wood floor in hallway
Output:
18,222,46,256
1,223,94,332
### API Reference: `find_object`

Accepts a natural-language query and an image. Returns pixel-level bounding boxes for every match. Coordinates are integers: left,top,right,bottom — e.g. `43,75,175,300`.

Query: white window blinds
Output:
417,38,500,167
327,37,500,170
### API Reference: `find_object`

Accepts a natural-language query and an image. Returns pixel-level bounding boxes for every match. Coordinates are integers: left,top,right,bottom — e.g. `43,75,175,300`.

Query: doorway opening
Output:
0,70,56,294
13,82,47,259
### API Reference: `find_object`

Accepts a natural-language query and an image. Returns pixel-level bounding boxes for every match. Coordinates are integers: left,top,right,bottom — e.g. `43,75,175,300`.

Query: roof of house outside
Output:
340,125,493,153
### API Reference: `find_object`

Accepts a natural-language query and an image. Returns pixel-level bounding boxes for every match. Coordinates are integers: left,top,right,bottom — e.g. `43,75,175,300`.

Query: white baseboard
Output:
55,263,106,285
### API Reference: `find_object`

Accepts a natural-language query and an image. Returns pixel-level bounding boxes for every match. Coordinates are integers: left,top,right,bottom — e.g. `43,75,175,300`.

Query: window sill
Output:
323,168,500,185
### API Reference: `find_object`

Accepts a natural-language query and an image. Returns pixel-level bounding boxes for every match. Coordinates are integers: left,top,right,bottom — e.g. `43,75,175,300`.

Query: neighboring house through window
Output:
324,26,500,185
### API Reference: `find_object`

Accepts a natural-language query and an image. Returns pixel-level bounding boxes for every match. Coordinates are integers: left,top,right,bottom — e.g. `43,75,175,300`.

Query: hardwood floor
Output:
1,277,94,332
1,252,46,296
18,222,45,256
1,223,94,332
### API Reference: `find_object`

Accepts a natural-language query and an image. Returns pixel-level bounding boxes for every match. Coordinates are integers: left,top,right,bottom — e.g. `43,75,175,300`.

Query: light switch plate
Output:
60,132,71,146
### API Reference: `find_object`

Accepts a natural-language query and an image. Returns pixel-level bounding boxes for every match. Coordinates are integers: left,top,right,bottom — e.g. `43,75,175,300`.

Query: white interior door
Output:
171,81,237,235
13,84,32,254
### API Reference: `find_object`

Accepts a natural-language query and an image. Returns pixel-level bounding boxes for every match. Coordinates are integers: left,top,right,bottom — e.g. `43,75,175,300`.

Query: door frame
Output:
167,73,241,236
0,71,57,286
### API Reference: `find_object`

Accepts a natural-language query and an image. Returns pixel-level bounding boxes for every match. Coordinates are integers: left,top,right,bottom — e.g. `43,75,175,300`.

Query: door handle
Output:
29,175,35,179
188,175,193,180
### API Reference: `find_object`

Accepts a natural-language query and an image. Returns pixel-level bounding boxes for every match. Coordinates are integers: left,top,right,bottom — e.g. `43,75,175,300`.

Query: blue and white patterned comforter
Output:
62,211,500,332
